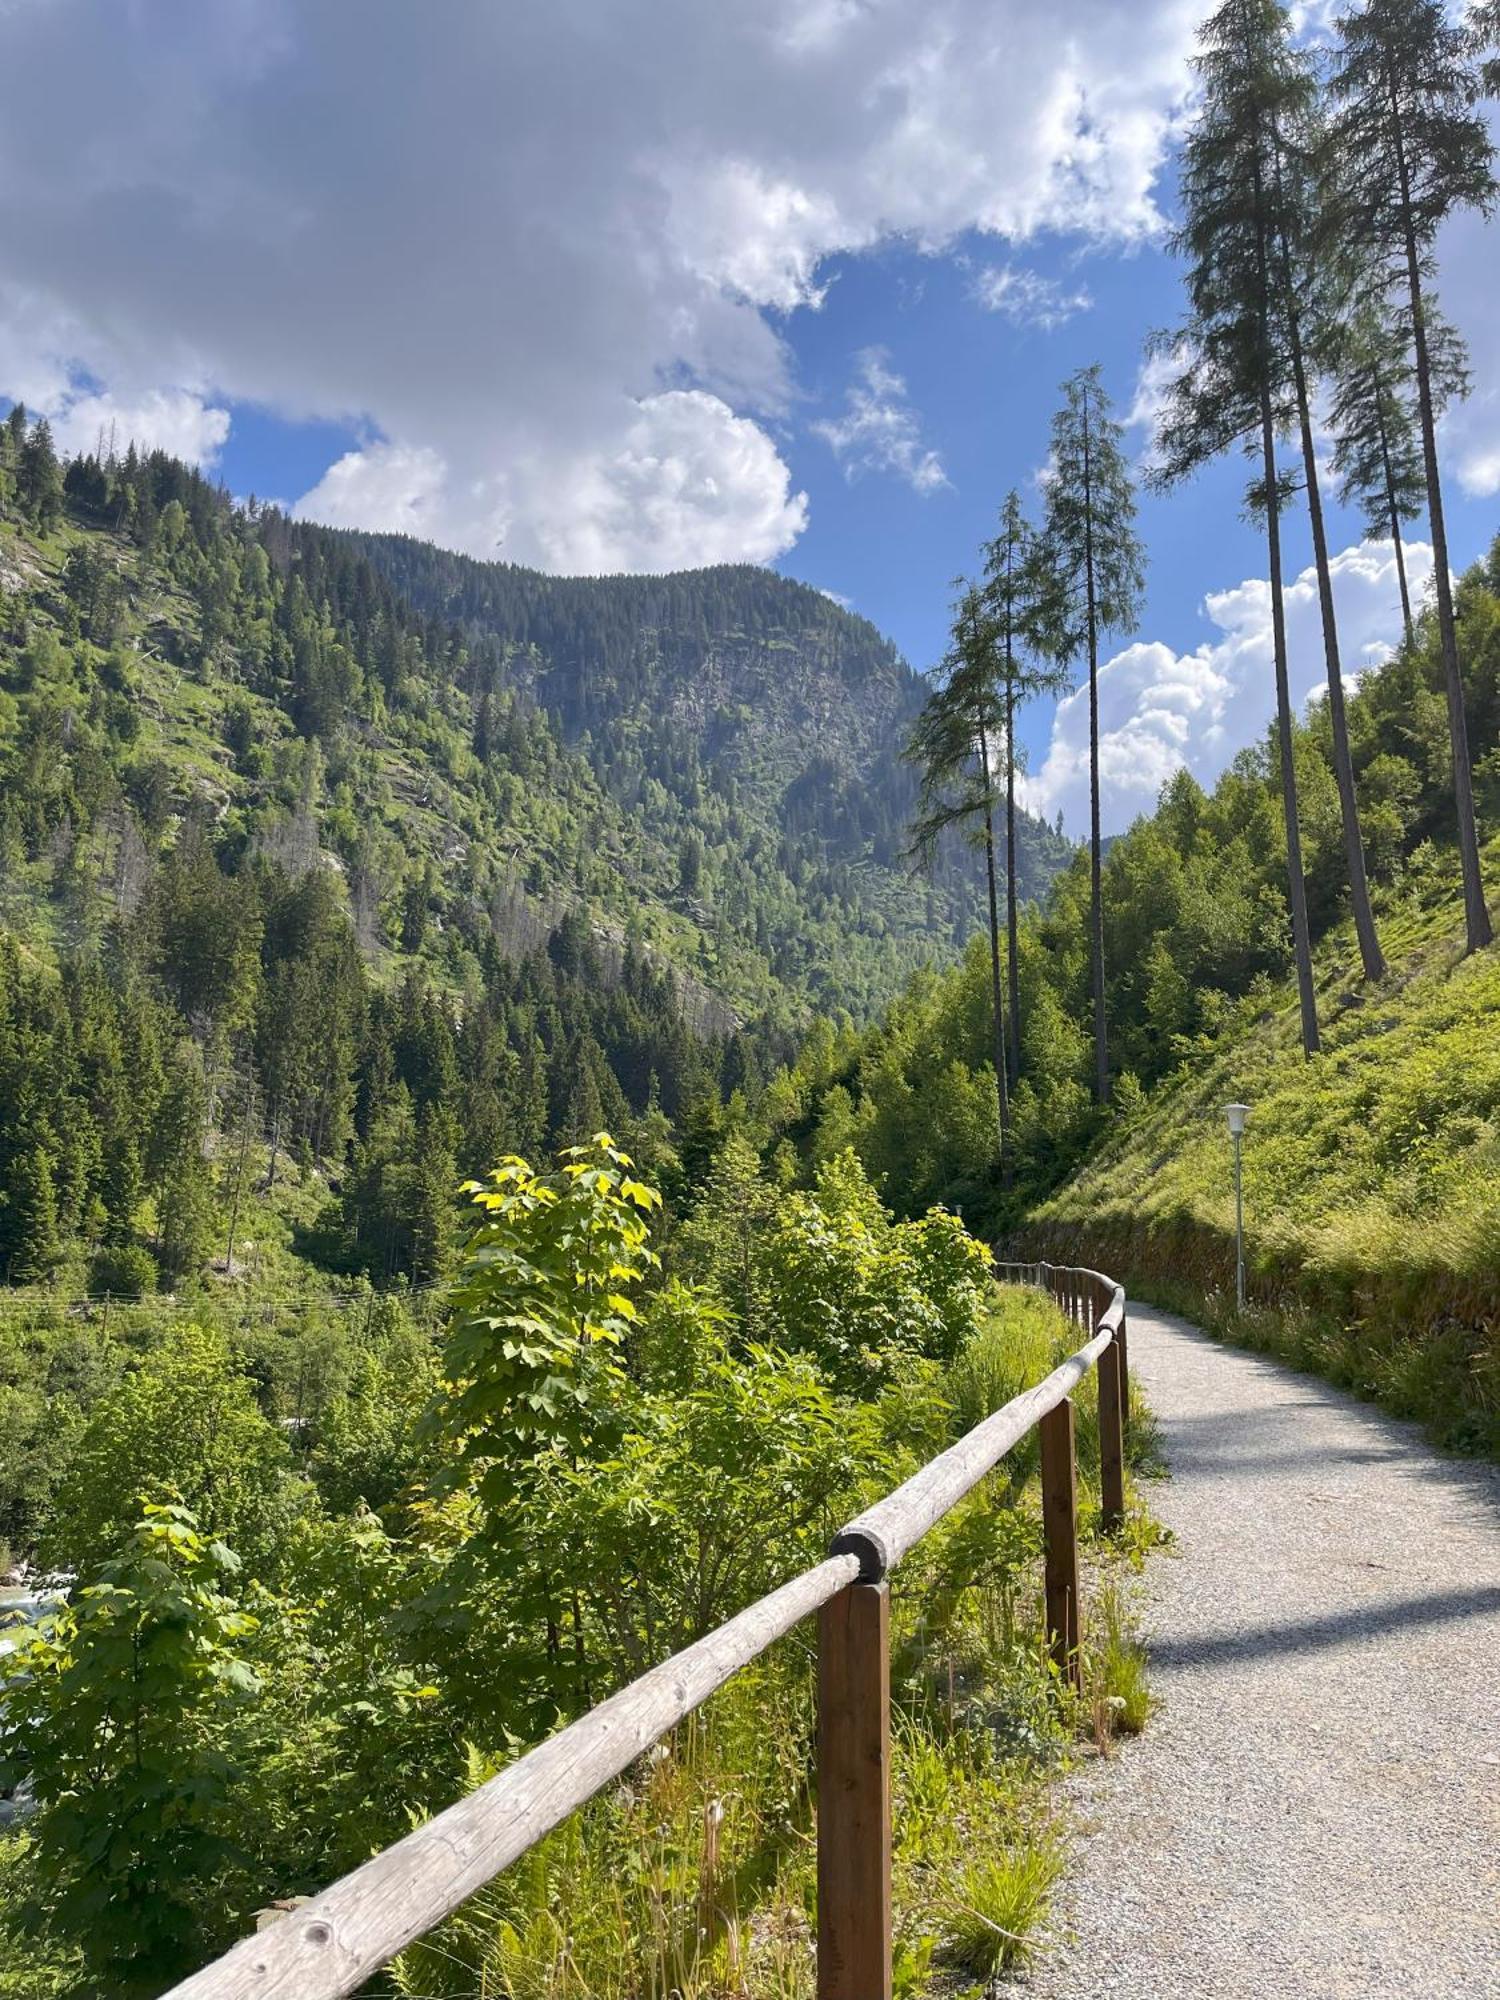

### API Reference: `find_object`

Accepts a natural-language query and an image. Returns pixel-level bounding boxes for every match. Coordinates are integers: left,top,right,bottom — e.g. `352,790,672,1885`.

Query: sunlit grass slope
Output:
1026,837,1500,1454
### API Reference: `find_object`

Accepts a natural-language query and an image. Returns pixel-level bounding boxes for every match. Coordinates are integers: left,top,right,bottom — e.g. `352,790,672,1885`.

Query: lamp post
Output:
1224,1103,1249,1311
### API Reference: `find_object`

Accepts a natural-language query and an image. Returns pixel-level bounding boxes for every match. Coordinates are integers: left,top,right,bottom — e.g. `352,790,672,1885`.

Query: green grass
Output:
1026,839,1500,1455
942,1837,1066,1978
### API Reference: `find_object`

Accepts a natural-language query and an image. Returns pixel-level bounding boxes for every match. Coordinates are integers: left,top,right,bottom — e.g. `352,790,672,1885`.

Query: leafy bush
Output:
757,1150,993,1394
41,1325,303,1578
86,1244,158,1299
0,1502,263,1997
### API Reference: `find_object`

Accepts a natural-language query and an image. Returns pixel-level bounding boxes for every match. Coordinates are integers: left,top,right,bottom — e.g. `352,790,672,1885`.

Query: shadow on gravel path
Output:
1019,1300,1500,2000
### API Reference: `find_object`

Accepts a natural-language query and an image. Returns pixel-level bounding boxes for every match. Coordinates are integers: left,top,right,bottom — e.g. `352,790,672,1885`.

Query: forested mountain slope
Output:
0,423,1073,1293
347,531,1073,997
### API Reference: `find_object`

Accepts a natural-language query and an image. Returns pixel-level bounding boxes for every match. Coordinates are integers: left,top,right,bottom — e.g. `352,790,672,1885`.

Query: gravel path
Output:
1022,1300,1500,1999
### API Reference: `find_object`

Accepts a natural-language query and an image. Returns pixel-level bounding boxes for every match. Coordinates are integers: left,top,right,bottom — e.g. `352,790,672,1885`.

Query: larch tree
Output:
1323,298,1432,648
906,581,1014,1186
1329,0,1496,952
1470,2,1500,93
980,490,1071,1085
1040,366,1146,1105
1151,0,1322,1057
1267,40,1388,982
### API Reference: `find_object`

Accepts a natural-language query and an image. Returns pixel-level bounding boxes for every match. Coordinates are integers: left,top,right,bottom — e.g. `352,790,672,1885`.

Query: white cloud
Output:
296,442,450,542
49,386,230,465
973,263,1093,330
0,0,1201,572
1022,536,1435,836
1126,341,1186,438
814,347,949,494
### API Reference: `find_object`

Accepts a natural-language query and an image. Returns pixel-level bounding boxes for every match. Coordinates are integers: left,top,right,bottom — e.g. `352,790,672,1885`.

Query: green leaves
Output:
0,1501,263,1995
431,1135,661,1485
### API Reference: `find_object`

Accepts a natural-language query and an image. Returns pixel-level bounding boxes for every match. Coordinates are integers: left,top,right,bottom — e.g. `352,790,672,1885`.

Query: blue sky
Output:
1,0,1495,834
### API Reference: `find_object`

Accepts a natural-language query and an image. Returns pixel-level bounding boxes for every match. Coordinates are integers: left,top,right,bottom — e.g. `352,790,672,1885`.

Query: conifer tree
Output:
1040,366,1145,1103
1152,0,1322,1056
907,582,1013,1184
981,491,1071,1083
1323,299,1431,647
1329,0,1496,951
1470,1,1499,93
1266,41,1388,981
6,1144,60,1281
20,417,64,532
0,403,25,515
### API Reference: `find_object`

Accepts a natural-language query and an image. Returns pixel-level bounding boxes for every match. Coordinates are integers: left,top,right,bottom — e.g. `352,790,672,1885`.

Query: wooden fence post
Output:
1117,1302,1130,1433
1038,1398,1081,1685
817,1581,892,2000
1097,1337,1126,1533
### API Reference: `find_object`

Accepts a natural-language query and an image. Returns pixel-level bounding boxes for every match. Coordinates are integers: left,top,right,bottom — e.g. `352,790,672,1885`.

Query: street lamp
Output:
1224,1103,1249,1310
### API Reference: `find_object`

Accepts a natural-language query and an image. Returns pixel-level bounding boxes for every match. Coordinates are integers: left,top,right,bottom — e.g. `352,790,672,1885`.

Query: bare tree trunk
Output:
1263,393,1322,1056
1004,677,1022,1087
1389,505,1414,649
976,713,1013,1189
1270,134,1385,982
1251,125,1320,1056
1391,85,1493,951
1372,376,1415,647
1282,297,1387,980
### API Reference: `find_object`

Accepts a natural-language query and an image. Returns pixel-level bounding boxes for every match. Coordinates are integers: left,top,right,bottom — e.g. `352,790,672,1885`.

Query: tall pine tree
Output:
1040,366,1145,1104
1152,0,1322,1056
1329,0,1496,952
1267,36,1388,982
1322,297,1433,647
981,491,1071,1084
906,582,1013,1184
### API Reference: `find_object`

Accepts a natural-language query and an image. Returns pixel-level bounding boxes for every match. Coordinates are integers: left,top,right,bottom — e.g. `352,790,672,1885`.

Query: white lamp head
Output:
1224,1102,1249,1137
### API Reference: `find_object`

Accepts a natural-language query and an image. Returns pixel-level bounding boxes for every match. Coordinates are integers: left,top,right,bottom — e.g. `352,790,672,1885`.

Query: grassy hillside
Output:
1024,837,1500,1453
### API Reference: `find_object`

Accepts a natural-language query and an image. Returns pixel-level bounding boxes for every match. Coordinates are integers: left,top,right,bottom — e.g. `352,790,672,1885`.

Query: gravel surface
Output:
1021,1300,1500,1999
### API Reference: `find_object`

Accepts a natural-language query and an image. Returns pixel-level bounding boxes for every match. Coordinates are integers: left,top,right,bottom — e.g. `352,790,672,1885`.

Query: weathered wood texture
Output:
1117,1302,1131,1424
817,1582,892,2000
161,1554,863,2000
1039,1396,1082,1684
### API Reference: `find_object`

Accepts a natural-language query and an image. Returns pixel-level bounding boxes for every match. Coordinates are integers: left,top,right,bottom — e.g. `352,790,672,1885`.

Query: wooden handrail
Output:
831,1316,1114,1580
162,1262,1129,2000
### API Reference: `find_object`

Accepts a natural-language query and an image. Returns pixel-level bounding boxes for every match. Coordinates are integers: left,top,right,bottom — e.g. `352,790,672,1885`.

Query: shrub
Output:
86,1243,158,1299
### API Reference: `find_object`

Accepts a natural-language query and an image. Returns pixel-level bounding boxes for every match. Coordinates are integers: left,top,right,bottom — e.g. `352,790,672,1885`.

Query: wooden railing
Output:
163,1262,1128,2000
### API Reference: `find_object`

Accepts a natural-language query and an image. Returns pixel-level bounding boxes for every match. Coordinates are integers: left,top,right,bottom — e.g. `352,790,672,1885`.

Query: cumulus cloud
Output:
1023,536,1434,836
973,263,1093,330
0,0,1200,571
50,387,230,466
814,349,949,495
